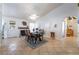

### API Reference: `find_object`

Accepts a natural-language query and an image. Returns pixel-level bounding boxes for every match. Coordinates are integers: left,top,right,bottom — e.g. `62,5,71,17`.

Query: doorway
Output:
63,16,77,37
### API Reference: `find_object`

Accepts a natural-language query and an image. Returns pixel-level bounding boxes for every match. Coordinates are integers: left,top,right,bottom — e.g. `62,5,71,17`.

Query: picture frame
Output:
9,21,16,28
22,21,27,26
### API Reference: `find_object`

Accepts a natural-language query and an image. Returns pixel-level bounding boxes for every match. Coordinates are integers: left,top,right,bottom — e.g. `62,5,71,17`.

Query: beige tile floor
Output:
0,36,79,55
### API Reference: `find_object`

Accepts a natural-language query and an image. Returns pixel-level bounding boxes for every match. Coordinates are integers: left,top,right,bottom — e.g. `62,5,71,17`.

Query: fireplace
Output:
18,27,27,36
20,30,26,36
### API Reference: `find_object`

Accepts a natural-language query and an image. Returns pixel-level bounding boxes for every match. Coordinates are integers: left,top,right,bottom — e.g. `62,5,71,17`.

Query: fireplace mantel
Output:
18,27,27,29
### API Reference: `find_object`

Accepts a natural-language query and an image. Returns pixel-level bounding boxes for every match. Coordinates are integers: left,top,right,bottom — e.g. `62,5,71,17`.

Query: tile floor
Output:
0,36,79,55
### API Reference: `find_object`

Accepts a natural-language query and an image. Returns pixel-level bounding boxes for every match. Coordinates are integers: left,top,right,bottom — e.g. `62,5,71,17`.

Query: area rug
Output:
26,39,48,49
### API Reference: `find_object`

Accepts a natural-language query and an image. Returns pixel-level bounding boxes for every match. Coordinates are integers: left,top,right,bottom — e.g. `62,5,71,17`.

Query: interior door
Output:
66,16,77,37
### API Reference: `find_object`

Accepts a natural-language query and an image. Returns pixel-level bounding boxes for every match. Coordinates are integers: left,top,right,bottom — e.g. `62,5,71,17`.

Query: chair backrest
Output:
25,29,30,36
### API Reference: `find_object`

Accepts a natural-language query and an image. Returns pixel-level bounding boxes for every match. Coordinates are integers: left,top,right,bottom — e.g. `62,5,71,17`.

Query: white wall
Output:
35,3,78,39
0,4,2,45
77,7,79,36
0,14,2,35
0,4,2,35
3,16,28,38
0,14,2,45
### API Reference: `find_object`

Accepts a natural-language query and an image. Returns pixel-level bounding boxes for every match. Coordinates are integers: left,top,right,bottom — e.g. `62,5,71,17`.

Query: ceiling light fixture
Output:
29,14,39,20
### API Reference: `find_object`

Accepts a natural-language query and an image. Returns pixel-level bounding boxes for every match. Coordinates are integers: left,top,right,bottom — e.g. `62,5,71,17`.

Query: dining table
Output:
29,30,44,44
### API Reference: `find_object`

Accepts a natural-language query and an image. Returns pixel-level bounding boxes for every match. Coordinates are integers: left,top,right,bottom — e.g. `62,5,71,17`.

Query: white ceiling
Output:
2,3,63,19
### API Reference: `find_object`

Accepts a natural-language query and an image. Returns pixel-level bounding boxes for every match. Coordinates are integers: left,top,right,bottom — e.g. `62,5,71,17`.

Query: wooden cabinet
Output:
66,28,74,37
50,32,55,39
